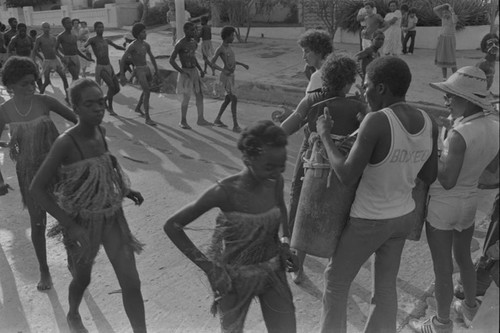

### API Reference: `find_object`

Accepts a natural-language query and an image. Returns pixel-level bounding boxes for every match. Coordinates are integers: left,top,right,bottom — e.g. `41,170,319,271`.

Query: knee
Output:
120,274,142,294
73,272,92,289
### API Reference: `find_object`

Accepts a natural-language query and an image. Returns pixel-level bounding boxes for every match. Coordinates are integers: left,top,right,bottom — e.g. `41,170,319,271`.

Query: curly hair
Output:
480,33,499,53
297,29,333,59
237,120,287,157
1,56,39,86
321,53,357,92
68,78,102,108
221,26,236,40
366,56,411,97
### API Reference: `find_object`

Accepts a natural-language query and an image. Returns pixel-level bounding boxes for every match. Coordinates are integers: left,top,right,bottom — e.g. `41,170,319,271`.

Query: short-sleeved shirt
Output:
407,16,418,31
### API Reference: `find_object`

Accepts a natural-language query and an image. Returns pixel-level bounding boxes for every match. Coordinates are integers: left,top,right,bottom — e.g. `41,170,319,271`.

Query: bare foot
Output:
37,271,53,291
108,109,118,116
67,313,89,333
179,122,191,130
197,119,213,126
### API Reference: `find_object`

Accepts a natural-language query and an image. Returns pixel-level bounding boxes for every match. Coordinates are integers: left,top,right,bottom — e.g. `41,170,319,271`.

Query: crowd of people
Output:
0,1,499,332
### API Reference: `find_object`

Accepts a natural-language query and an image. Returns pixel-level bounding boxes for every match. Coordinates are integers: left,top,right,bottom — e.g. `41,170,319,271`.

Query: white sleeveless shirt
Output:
429,113,499,197
350,107,433,219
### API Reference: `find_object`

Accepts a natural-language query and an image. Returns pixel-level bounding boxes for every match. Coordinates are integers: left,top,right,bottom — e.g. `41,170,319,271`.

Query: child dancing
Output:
30,79,147,333
165,120,297,332
0,56,77,291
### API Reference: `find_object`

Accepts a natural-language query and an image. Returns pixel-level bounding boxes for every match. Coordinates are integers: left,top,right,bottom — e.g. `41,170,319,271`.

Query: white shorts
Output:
426,192,478,231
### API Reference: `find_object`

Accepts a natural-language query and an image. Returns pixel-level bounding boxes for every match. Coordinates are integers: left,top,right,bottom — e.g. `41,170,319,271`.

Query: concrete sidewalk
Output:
104,25,498,116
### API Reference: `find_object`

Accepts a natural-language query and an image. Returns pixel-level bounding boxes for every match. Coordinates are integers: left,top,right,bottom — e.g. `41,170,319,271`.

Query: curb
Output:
153,65,449,120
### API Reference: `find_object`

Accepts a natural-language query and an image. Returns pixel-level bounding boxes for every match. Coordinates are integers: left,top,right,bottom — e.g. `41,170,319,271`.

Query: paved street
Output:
0,26,498,333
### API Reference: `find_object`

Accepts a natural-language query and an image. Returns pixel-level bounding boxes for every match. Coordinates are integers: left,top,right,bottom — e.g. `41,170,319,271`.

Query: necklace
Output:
13,98,33,118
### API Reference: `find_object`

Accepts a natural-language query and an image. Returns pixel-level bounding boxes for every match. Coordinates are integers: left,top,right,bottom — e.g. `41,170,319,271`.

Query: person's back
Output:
307,96,364,136
351,104,432,219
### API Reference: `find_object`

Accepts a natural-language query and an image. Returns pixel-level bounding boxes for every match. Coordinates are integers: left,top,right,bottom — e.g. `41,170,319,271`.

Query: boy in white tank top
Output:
315,56,438,333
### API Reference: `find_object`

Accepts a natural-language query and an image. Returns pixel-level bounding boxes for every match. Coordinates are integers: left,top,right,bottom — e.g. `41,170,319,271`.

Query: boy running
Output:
169,21,211,129
120,23,159,126
85,21,125,116
55,17,93,82
33,22,69,97
211,26,249,133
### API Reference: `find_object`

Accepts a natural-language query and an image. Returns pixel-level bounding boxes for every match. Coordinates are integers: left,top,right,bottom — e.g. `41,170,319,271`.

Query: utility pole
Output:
175,0,186,39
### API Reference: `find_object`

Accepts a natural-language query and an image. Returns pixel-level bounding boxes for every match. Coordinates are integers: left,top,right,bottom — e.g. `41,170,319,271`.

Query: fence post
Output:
23,6,34,26
61,5,71,19
106,4,118,28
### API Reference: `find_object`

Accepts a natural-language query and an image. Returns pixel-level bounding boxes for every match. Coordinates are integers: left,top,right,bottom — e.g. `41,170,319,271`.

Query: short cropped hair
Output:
1,56,39,86
321,53,357,92
364,1,375,8
221,26,236,40
237,120,287,157
17,23,27,30
366,56,411,97
94,21,104,29
68,78,102,108
409,8,417,15
183,21,195,31
61,17,71,25
297,29,333,59
401,4,409,12
8,17,17,25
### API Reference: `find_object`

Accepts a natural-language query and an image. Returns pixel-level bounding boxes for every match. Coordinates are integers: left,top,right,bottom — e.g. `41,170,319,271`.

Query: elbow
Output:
164,219,180,238
438,177,456,190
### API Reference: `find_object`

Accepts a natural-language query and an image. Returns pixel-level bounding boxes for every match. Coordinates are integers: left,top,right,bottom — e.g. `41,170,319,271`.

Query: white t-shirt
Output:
306,70,323,93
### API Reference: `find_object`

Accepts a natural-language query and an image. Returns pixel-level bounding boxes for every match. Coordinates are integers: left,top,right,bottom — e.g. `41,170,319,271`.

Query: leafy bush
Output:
145,2,169,26
336,0,492,33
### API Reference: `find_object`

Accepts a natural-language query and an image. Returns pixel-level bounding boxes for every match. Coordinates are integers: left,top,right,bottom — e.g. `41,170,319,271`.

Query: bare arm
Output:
317,108,379,186
164,185,224,274
108,39,126,51
433,4,450,18
236,61,249,70
145,43,158,74
485,151,499,173
169,43,184,74
30,136,90,247
55,34,64,58
281,95,312,135
7,37,15,56
437,130,465,190
43,95,78,124
210,47,224,72
32,37,41,61
417,116,439,185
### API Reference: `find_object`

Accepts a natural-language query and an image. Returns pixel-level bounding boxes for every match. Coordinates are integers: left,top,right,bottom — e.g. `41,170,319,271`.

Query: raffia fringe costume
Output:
9,116,59,221
207,185,295,332
50,148,143,263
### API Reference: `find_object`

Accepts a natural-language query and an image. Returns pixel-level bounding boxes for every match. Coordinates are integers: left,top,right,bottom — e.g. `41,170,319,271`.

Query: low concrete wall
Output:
335,25,491,50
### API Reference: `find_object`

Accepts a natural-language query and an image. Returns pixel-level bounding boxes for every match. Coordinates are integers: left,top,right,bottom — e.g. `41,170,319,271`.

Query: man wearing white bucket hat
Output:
410,66,499,333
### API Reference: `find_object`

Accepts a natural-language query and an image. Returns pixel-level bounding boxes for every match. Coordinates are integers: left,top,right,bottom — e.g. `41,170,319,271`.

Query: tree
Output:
6,0,57,10
300,0,338,39
207,0,294,43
